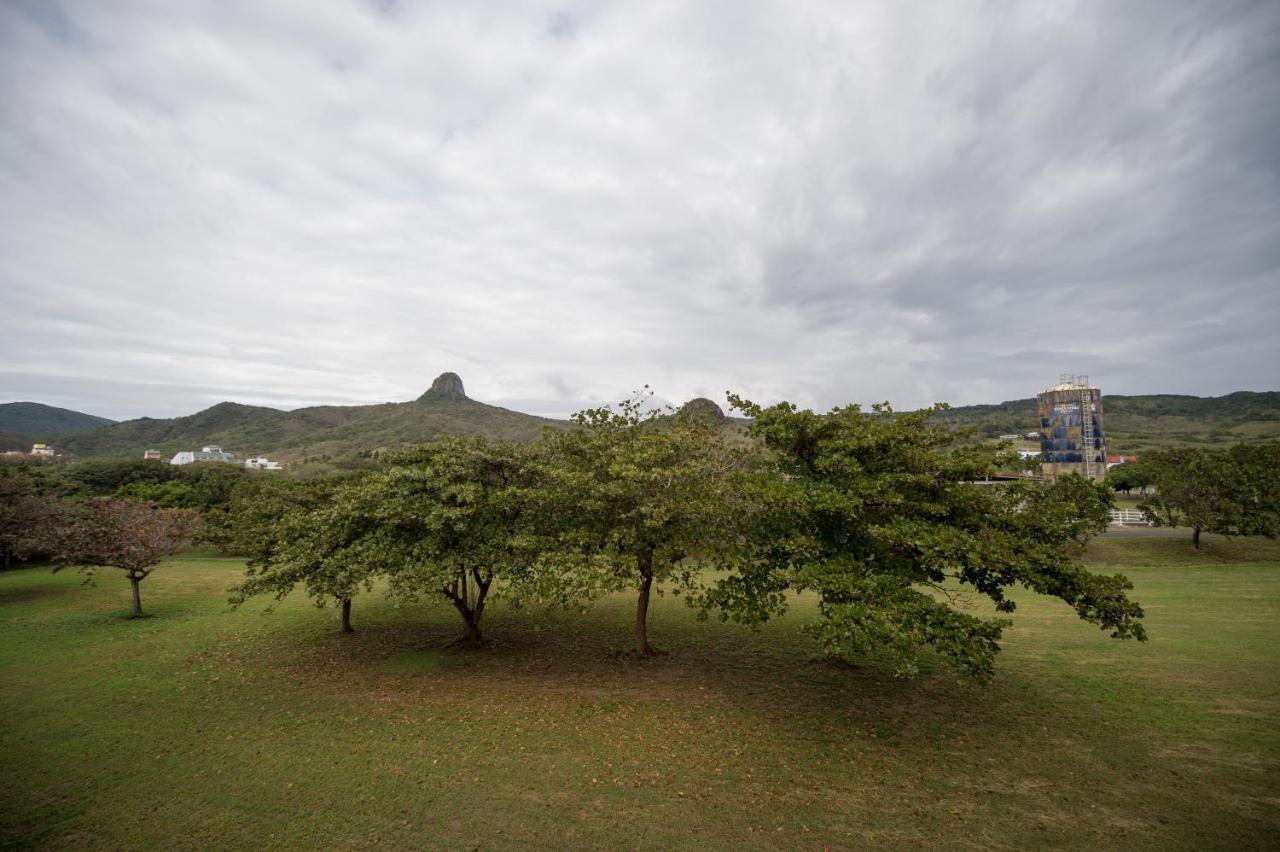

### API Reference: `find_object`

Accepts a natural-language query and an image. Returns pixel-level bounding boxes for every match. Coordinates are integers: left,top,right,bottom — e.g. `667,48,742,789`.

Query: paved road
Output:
1100,527,1205,539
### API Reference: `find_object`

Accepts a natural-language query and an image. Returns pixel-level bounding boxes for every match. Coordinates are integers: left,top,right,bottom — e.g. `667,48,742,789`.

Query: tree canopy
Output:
1139,444,1280,547
54,498,199,615
540,394,747,654
700,396,1145,679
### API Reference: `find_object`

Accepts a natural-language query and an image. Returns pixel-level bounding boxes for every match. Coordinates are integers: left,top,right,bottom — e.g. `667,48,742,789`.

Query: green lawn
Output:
2,538,1279,850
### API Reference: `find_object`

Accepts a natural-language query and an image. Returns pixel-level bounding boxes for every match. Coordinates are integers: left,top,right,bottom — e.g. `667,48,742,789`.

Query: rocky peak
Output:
677,397,726,422
419,372,468,402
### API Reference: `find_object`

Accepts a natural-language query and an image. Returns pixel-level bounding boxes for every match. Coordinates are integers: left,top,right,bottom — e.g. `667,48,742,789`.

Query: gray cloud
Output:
1,0,1277,422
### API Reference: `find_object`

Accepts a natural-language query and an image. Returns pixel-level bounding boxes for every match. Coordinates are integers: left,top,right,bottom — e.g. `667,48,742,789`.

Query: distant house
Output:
1026,432,1039,440
30,443,53,457
998,434,1021,441
143,449,162,460
1017,449,1041,460
170,445,237,466
1105,455,1138,469
244,456,282,471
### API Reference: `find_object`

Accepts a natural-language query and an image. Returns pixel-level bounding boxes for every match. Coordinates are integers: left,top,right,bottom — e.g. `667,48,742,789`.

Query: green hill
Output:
0,402,116,437
51,373,570,462
938,391,1280,454
0,429,34,453
27,378,1280,463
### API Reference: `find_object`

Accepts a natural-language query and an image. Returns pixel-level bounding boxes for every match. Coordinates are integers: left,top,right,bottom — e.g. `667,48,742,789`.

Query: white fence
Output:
1109,508,1153,526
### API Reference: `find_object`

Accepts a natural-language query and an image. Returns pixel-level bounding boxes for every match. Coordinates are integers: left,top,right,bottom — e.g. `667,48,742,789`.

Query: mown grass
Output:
2,538,1279,850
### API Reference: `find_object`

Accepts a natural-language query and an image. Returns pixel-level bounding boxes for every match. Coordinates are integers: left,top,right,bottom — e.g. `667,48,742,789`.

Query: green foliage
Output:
59,458,181,495
540,392,747,654
1139,443,1280,547
116,480,199,508
202,476,333,557
1106,461,1152,495
368,436,550,641
227,478,366,629
707,395,1144,680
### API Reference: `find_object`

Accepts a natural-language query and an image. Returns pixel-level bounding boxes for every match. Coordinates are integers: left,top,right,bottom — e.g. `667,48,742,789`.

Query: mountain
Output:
938,391,1280,454
19,379,1280,463
0,402,116,437
50,373,570,462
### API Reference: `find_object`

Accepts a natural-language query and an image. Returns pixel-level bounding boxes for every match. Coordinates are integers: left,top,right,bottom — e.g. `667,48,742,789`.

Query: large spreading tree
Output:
700,396,1146,679
1139,444,1280,547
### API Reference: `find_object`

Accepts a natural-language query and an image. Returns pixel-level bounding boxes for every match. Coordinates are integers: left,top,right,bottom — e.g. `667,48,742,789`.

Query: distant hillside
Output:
52,373,571,462
0,402,116,437
27,379,1280,463
0,429,34,453
939,391,1280,454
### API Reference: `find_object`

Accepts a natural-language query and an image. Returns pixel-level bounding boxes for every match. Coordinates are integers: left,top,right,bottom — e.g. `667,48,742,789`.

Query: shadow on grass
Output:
242,602,1000,743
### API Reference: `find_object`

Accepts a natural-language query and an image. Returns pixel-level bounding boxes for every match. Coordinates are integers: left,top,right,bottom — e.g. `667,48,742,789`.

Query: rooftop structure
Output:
170,445,238,466
244,456,283,471
143,449,162,460
30,443,52,457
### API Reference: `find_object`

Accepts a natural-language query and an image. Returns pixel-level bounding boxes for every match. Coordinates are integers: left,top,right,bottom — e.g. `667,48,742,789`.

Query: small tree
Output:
55,498,199,616
703,396,1145,680
542,392,745,655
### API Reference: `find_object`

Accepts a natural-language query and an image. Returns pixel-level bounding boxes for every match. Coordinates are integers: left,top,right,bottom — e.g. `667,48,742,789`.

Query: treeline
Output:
3,394,1154,680
1109,445,1280,548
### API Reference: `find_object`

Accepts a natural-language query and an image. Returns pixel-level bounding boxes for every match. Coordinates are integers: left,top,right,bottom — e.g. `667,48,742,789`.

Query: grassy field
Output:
2,537,1278,850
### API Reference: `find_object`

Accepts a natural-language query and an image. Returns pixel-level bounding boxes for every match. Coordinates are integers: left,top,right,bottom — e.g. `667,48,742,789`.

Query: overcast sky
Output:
1,1,1277,422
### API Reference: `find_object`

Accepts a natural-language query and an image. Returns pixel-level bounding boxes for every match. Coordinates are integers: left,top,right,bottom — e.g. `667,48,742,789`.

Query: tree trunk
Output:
340,598,353,633
129,574,143,616
457,604,483,643
1193,527,1202,549
445,571,491,644
635,565,654,656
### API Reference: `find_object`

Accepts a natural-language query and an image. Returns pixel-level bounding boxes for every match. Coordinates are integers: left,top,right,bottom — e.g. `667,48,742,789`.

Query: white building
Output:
30,443,53,457
244,456,283,471
170,445,237,465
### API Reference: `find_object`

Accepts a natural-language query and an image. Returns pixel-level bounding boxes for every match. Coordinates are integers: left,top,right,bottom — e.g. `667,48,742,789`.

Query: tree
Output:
55,498,199,616
542,393,746,655
59,459,180,495
369,436,548,644
1225,443,1280,538
1107,462,1152,496
1140,444,1280,547
204,476,330,557
228,478,370,632
116,479,199,508
702,396,1145,680
0,470,64,567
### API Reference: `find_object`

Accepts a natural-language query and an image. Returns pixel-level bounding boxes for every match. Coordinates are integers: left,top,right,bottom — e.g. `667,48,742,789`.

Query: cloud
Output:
1,0,1276,421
